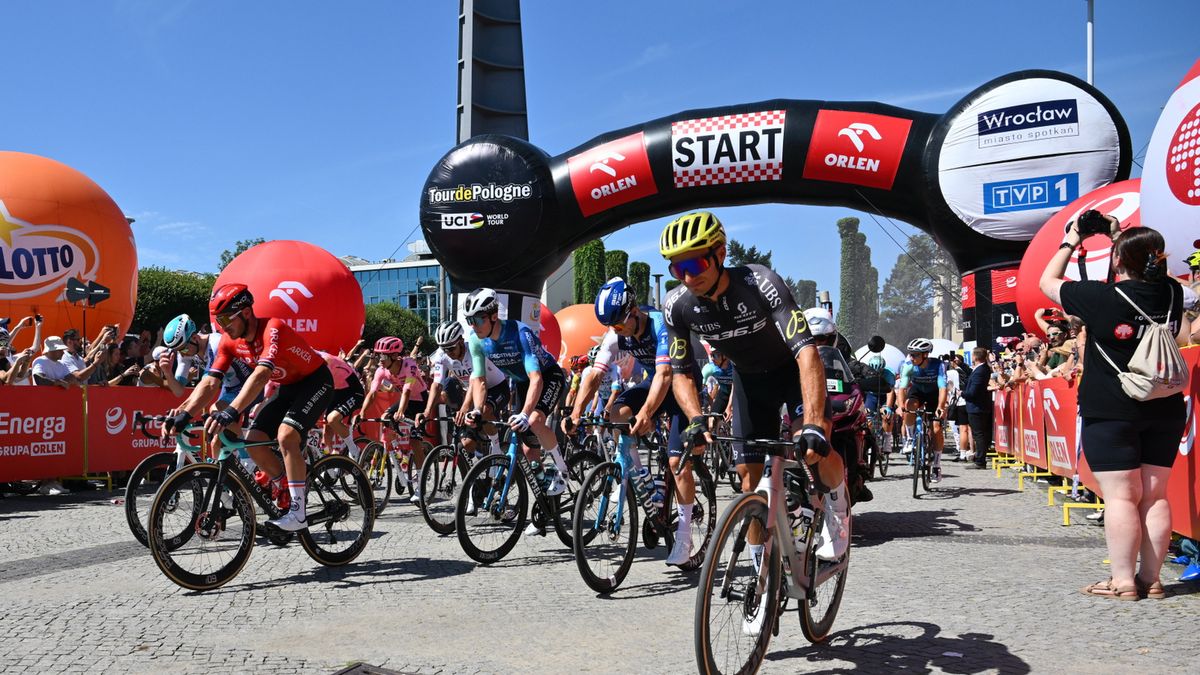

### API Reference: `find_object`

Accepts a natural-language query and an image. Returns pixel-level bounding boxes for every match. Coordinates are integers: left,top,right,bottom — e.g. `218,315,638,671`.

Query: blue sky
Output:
4,1,1198,306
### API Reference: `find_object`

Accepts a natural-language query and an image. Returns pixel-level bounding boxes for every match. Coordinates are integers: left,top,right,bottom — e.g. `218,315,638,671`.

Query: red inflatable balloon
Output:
537,302,562,362
0,152,137,343
215,240,365,354
1015,179,1141,338
1140,57,1200,277
555,304,607,367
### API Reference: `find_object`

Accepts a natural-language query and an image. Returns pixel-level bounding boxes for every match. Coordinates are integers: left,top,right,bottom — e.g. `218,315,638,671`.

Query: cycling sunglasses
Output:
214,312,242,329
668,253,714,280
466,314,489,327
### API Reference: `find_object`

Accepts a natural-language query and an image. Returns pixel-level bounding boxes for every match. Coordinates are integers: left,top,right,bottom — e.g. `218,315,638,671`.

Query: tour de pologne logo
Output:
0,200,100,300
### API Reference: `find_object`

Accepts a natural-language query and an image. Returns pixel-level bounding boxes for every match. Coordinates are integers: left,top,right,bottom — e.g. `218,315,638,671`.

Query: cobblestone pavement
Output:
1,456,1197,674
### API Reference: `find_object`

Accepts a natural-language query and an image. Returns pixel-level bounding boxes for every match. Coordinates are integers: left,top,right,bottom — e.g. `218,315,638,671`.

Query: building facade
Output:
343,242,455,328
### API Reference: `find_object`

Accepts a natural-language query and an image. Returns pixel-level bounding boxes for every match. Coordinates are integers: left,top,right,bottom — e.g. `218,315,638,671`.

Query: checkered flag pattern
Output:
672,110,786,188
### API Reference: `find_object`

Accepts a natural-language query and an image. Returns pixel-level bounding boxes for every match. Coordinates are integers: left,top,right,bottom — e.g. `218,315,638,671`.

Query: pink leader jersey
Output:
371,357,426,401
318,351,357,390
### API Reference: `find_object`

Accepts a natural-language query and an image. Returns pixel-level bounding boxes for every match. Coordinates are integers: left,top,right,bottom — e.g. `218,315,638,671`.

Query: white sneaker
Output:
268,509,308,532
523,522,546,537
542,470,566,497
38,480,68,496
666,535,693,566
409,491,423,504
815,484,849,561
742,602,768,637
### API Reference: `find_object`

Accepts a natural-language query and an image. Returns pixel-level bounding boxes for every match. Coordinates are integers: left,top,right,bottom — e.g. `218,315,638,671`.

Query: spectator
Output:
1,328,37,386
948,354,972,461
31,336,78,388
1041,221,1187,600
962,346,994,469
90,343,134,386
115,337,142,385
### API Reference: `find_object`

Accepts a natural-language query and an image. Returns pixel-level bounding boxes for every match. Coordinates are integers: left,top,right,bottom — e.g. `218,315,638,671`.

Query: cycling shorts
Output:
328,378,365,419
249,364,333,436
613,377,687,457
731,363,830,465
513,366,567,416
904,389,941,418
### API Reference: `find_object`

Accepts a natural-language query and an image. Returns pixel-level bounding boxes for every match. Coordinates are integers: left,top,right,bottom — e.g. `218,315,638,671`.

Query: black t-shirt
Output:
1060,278,1185,421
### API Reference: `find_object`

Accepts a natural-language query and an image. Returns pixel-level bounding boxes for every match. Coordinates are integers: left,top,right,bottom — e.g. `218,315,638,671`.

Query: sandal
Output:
1136,577,1167,600
1081,578,1139,601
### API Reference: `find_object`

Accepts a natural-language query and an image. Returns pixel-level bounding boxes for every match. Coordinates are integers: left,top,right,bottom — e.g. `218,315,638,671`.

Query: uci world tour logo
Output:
0,199,100,300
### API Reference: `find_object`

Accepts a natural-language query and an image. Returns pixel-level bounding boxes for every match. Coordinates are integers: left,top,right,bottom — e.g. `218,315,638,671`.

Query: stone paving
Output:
1,456,1197,674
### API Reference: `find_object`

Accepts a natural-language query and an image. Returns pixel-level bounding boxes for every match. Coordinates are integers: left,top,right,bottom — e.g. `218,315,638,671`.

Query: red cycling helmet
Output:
374,336,405,355
210,283,254,315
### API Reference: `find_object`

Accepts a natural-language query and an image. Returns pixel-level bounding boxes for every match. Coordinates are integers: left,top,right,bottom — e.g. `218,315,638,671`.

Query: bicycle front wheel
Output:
358,441,392,515
125,451,181,548
911,436,922,499
299,455,375,566
797,505,850,643
551,449,604,550
456,454,527,564
148,464,255,592
921,434,934,493
694,491,780,675
419,444,468,535
572,462,638,593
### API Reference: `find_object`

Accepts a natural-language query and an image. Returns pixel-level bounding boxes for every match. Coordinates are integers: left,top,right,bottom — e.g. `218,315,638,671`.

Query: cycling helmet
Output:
587,345,601,365
163,314,197,350
906,338,934,354
463,288,499,317
435,321,463,347
864,353,887,371
595,277,636,325
209,283,254,315
803,307,837,337
571,355,589,372
659,211,726,258
1185,249,1200,270
374,336,405,355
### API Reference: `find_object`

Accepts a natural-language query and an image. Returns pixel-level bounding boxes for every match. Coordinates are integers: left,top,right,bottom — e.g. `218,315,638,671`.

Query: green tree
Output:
835,217,880,349
786,277,817,310
133,267,217,333
664,278,682,293
628,261,651,307
604,249,629,284
218,238,266,271
878,234,944,348
363,302,432,355
727,239,772,267
573,239,606,304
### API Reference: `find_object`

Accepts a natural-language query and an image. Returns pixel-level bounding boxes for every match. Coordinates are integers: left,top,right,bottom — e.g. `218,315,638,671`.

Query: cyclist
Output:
582,344,622,420
164,284,333,532
416,320,510,460
562,276,701,565
463,288,570,535
701,348,734,420
361,336,428,496
659,211,848,576
895,338,948,482
319,350,364,462
563,355,589,410
857,350,896,459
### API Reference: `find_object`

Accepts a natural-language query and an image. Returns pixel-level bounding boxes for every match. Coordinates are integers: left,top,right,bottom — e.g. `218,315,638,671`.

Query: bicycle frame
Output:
477,431,556,519
590,425,667,538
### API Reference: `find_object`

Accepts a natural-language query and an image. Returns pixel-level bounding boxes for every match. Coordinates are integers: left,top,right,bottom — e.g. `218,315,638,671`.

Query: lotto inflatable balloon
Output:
554,303,606,366
1014,179,1141,338
538,302,561,361
1140,57,1200,277
0,152,136,342
215,240,364,354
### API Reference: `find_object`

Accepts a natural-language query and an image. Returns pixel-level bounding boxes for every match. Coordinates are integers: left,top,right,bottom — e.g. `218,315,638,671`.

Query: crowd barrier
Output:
992,347,1200,538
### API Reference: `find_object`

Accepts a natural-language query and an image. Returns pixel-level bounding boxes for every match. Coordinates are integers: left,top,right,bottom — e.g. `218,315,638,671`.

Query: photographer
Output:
1039,213,1188,601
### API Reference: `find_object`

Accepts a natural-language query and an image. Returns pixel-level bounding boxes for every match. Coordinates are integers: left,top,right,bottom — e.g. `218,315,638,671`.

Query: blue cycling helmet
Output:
594,277,636,326
163,313,197,350
865,353,886,370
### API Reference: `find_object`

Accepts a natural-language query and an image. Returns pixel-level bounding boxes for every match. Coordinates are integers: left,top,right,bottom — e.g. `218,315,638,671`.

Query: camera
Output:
1077,209,1112,237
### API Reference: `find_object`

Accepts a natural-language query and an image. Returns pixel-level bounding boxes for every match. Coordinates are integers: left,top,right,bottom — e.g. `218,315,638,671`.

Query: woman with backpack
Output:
1040,216,1190,601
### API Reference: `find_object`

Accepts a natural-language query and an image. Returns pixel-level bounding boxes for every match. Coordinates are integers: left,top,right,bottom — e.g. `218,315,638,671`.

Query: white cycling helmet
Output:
803,307,836,337
463,288,498,317
435,320,464,346
906,338,934,354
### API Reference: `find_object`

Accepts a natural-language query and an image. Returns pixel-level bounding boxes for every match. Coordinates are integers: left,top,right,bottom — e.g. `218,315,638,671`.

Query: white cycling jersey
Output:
430,346,506,388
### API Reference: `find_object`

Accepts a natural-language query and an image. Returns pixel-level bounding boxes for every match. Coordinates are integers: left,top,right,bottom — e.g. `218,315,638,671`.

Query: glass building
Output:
343,241,455,327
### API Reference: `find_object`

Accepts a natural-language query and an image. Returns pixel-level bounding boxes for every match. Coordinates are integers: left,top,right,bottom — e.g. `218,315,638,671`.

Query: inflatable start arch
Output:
420,70,1131,346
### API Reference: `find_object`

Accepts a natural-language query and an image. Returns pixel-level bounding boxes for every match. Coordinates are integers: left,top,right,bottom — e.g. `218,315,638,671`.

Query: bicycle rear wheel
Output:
551,450,604,550
921,431,934,493
298,455,375,566
670,461,718,571
694,492,779,675
876,432,891,478
148,464,255,592
572,462,638,593
456,454,527,564
797,504,850,643
125,451,181,548
861,433,877,481
419,444,469,535
358,441,392,515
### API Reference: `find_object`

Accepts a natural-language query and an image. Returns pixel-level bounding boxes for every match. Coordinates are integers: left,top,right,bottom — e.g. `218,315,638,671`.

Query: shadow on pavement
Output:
852,509,979,547
916,485,1021,500
593,569,700,600
767,620,1031,674
198,556,476,595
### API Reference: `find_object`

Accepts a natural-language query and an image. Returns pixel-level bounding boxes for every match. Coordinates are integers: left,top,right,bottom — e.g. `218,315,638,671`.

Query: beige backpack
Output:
1094,284,1189,401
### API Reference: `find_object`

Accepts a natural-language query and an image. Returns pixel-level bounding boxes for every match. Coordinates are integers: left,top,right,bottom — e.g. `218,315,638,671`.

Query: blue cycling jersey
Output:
468,319,558,383
897,358,946,393
594,307,675,373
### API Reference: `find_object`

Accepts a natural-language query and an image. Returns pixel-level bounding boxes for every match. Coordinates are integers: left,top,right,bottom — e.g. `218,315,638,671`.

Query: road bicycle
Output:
356,416,425,515
418,415,488,535
124,413,210,548
145,419,375,591
699,412,741,493
909,405,936,498
577,416,619,461
571,421,717,593
694,435,851,674
864,408,892,479
454,428,601,564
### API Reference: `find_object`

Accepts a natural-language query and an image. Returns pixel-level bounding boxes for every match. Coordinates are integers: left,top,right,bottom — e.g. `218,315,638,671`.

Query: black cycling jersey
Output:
664,264,815,374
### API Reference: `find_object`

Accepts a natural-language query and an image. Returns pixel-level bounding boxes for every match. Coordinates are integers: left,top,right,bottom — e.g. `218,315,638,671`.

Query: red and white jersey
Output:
207,317,322,386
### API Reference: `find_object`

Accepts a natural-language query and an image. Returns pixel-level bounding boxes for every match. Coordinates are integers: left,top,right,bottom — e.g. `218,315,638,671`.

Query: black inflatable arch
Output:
420,69,1130,318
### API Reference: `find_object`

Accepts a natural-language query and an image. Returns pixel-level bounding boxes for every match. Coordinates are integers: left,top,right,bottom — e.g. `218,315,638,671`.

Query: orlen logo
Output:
0,200,100,300
105,407,127,435
1165,101,1200,205
567,132,658,217
803,110,912,190
269,281,313,314
440,212,485,230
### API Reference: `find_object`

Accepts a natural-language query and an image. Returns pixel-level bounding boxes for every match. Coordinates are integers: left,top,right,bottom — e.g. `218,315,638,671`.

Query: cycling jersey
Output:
203,333,254,397
664,264,814,374
701,360,734,394
593,307,672,372
371,357,426,401
318,351,357,390
897,358,946,394
467,319,557,383
589,362,622,396
430,346,505,388
207,317,322,386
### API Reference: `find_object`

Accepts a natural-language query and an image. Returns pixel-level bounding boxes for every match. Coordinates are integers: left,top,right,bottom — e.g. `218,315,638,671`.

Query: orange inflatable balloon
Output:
0,152,136,346
554,303,607,367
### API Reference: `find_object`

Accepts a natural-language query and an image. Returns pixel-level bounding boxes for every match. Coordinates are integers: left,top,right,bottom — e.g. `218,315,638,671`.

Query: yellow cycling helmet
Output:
659,211,726,259
1185,250,1200,270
